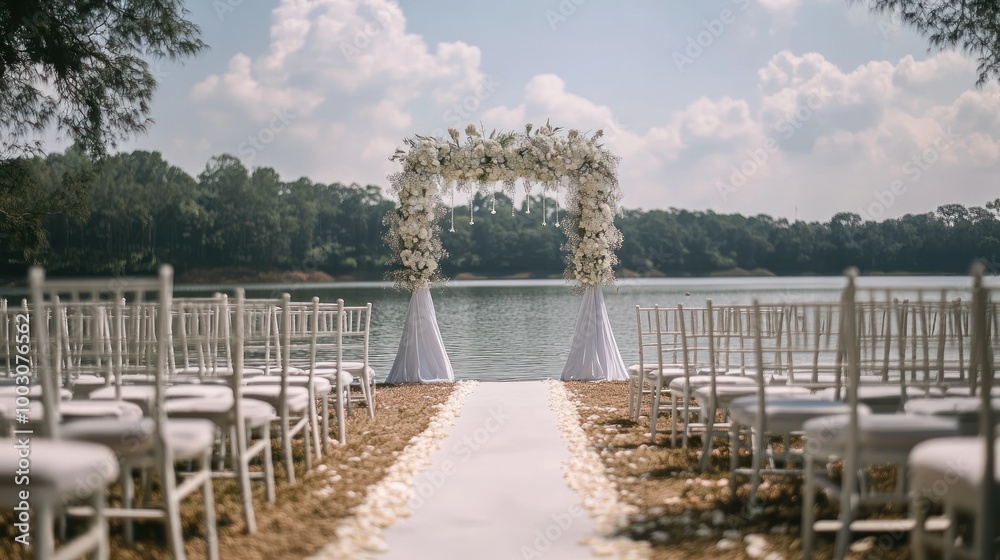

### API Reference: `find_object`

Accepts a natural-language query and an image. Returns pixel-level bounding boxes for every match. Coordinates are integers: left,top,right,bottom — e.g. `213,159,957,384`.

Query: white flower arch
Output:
385,123,624,291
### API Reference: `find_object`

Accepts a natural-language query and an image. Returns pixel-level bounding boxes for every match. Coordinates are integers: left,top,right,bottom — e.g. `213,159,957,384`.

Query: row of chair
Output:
0,265,376,560
629,266,998,559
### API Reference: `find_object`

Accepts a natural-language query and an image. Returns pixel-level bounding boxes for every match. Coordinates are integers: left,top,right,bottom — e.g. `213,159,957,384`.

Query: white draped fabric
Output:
561,286,628,381
386,288,455,384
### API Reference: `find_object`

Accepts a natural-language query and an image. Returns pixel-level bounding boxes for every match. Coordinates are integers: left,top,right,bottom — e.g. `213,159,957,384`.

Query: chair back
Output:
28,265,173,441
970,263,996,552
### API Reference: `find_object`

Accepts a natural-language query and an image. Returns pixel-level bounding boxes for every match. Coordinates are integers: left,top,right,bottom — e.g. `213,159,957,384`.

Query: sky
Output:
107,0,1000,222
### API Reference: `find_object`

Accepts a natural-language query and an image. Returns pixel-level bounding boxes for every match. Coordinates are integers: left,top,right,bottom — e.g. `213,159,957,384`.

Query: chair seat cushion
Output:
172,366,266,378
1,400,145,426
816,385,946,413
0,438,119,503
729,396,864,434
70,375,110,397
942,385,1000,397
162,419,218,460
314,361,365,373
244,376,332,394
165,384,233,400
251,366,305,376
0,385,72,401
695,385,812,408
642,368,686,381
668,375,755,393
311,370,357,388
241,385,311,411
904,397,1000,435
61,418,215,459
803,413,959,458
165,396,275,428
909,436,1000,506
88,385,157,404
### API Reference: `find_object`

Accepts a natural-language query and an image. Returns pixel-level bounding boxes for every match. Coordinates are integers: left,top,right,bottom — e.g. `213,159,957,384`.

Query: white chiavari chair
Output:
909,263,999,560
727,301,858,507
30,265,219,560
800,271,962,559
0,289,121,560
238,293,315,483
631,305,687,433
665,301,755,447
244,297,335,457
163,293,276,535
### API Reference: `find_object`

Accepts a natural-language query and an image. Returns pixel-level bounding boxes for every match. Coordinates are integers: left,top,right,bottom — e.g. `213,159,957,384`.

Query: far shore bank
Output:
0,265,968,290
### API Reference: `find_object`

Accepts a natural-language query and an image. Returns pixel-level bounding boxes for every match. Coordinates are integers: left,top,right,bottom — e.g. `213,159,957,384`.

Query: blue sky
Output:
113,0,1000,222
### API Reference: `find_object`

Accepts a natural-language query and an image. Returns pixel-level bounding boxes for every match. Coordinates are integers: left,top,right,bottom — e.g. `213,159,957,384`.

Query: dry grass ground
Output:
565,381,912,560
0,383,454,560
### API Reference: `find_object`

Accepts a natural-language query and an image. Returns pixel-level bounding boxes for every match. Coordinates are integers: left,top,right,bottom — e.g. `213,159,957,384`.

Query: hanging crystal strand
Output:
542,184,547,226
449,182,456,232
525,182,531,214
555,184,561,227
469,194,475,225
491,187,497,215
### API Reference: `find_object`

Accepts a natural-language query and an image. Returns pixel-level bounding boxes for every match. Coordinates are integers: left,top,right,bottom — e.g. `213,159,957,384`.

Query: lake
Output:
171,275,989,382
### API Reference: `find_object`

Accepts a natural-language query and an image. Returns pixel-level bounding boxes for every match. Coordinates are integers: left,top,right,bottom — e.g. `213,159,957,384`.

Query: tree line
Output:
1,148,998,280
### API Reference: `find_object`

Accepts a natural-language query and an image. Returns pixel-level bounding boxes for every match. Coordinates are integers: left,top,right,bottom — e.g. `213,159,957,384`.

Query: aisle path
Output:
381,381,596,560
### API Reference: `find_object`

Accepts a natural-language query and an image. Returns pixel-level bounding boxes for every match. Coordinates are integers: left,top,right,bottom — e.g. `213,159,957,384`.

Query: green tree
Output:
0,0,205,260
851,0,1000,86
0,0,205,158
0,150,91,261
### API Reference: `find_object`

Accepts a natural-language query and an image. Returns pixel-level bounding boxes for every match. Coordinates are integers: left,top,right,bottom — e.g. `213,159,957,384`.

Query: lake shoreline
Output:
0,265,966,289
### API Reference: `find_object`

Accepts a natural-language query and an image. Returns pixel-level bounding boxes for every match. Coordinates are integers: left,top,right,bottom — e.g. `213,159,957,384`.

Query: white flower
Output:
388,123,622,290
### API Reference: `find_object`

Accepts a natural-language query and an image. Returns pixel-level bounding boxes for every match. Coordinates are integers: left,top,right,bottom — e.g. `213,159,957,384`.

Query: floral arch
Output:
383,123,629,384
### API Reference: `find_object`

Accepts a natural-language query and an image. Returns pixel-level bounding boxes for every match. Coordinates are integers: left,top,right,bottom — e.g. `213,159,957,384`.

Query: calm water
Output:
169,276,989,382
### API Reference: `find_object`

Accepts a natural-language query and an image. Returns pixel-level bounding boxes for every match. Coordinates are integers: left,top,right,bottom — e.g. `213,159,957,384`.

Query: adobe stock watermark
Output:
519,503,586,559
850,454,973,560
857,127,960,220
340,4,403,61
545,0,588,30
981,255,1000,276
673,0,750,73
237,107,296,164
875,10,905,41
427,75,502,139
717,88,829,202
409,407,510,510
213,0,246,21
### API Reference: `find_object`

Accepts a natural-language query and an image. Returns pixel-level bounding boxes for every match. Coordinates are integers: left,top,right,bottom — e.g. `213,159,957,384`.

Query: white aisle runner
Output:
381,381,596,560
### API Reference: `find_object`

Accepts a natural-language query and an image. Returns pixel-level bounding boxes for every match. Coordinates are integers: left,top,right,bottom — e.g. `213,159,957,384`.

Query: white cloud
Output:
183,0,491,189
172,2,998,223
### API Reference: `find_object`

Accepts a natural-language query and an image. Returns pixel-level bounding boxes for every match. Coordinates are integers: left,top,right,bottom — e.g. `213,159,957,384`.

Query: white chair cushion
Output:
730,396,864,435
909,436,1000,506
668,375,755,393
904,397,1000,435
165,396,275,428
642,368,686,381
0,438,119,503
68,418,217,460
311,370,356,388
164,384,233,400
803,413,959,458
816,385,946,413
172,366,266,378
88,384,157,403
695,385,812,409
239,385,311,412
943,385,1000,397
251,366,305,376
244,375,332,394
314,361,365,372
0,385,72,401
